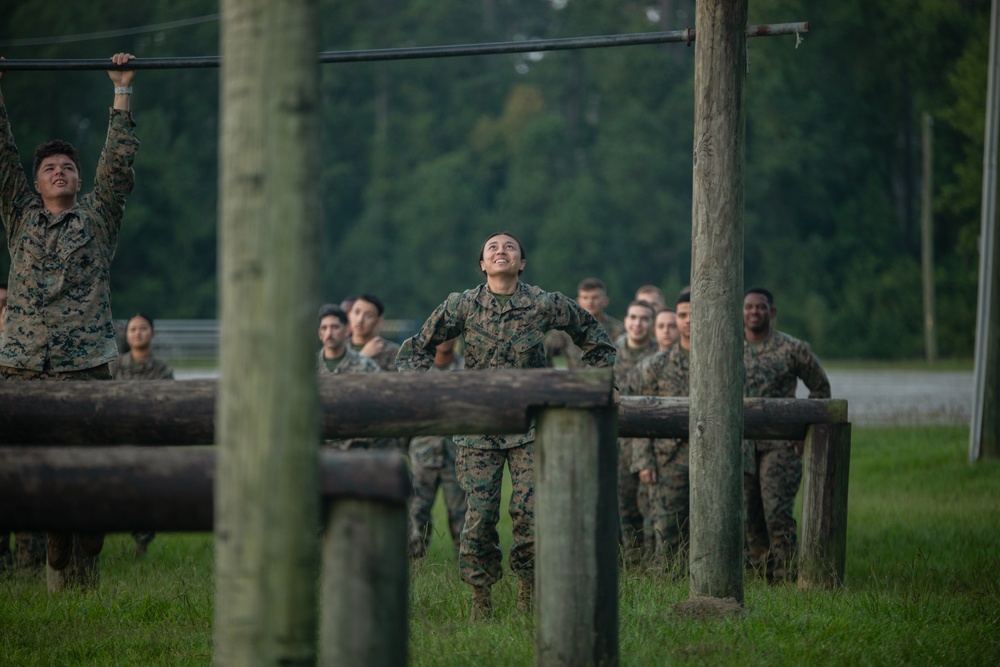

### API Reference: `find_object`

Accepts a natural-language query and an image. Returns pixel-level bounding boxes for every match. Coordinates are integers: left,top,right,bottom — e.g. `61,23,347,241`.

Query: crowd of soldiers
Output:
0,54,831,619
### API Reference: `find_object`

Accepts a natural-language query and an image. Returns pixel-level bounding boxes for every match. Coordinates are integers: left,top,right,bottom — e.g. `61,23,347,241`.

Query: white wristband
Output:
114,86,133,95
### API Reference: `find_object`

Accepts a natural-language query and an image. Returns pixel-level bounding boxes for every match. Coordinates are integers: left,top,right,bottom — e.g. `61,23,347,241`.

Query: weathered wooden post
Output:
798,422,852,589
535,405,619,667
688,0,748,602
214,0,322,664
320,451,410,667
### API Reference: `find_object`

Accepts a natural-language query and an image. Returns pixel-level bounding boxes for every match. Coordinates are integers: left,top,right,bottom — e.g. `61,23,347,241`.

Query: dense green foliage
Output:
1,425,997,664
0,1,991,357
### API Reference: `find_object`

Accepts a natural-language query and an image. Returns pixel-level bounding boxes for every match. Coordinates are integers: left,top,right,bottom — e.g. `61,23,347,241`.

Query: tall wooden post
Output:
688,0,747,602
921,112,937,363
214,1,322,664
798,422,851,589
535,407,619,667
972,0,1000,462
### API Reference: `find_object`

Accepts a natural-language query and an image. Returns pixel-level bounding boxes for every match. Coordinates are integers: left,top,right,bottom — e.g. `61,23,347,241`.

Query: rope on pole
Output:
0,22,808,71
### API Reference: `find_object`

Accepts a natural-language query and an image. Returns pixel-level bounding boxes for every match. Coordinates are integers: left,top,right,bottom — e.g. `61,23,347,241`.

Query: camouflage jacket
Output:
0,106,139,372
625,341,689,472
351,337,400,372
112,353,174,380
744,329,830,455
317,347,381,375
612,333,658,387
397,281,617,450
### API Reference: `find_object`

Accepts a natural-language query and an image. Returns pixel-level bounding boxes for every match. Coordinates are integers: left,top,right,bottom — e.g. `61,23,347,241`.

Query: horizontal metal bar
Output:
0,22,808,71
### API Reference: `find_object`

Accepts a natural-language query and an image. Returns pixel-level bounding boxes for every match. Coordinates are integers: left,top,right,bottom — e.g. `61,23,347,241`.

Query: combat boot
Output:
517,576,534,614
470,585,493,621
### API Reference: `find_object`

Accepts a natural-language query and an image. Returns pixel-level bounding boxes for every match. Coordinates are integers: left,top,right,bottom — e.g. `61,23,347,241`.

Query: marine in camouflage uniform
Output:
407,343,466,558
348,294,400,372
613,302,658,563
112,313,174,557
743,288,831,582
397,233,616,619
625,292,692,570
0,54,140,591
316,304,387,451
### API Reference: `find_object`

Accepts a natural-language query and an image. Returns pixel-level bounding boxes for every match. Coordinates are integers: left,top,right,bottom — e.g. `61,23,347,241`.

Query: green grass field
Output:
1,425,998,666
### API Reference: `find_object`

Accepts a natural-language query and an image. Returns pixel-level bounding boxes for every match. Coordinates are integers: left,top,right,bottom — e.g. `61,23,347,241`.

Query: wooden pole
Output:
972,0,1000,462
535,407,619,667
798,423,852,589
688,0,747,602
214,0,322,664
320,497,409,666
921,111,937,363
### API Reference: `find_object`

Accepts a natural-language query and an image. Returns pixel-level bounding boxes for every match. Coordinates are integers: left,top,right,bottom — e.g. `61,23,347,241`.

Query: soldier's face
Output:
479,234,525,278
624,305,653,344
349,300,382,340
126,316,154,351
34,155,82,201
655,310,678,349
319,315,350,354
676,302,691,346
743,293,774,335
577,289,608,317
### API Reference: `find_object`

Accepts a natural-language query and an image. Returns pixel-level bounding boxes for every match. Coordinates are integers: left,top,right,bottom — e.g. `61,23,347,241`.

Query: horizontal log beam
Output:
619,397,849,440
0,369,613,445
0,448,409,531
0,373,848,445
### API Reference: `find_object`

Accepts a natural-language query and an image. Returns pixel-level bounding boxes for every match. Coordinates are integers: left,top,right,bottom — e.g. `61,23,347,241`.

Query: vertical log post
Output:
214,0,322,664
688,0,748,602
798,422,852,589
320,498,409,666
535,407,619,667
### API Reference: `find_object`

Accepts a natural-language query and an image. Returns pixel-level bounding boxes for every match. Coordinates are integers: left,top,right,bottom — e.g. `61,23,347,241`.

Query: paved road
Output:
178,368,974,428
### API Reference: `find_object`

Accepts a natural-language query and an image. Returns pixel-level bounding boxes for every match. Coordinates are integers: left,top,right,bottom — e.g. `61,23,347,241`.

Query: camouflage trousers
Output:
408,437,467,558
744,442,802,580
0,363,110,589
0,532,45,571
455,443,534,588
644,439,690,566
617,438,645,557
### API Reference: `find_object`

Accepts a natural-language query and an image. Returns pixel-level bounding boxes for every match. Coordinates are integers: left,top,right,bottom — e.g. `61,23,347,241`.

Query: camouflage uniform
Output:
397,281,616,588
612,333,658,561
626,341,690,566
0,105,138,590
743,330,830,581
0,106,139,372
408,356,467,558
112,353,174,380
352,338,400,372
112,352,174,553
317,348,393,451
544,313,623,369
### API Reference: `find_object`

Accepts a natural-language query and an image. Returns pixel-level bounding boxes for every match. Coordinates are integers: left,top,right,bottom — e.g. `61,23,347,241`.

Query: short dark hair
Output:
126,312,155,330
745,287,774,306
33,140,81,179
479,231,526,275
354,294,385,317
676,291,691,306
628,299,656,317
318,303,348,325
578,277,607,293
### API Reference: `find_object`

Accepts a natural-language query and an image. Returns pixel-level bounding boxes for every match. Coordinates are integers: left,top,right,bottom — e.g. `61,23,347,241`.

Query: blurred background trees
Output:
0,0,991,358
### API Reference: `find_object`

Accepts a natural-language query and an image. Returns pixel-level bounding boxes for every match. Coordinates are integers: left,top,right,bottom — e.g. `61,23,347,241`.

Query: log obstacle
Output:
0,369,851,665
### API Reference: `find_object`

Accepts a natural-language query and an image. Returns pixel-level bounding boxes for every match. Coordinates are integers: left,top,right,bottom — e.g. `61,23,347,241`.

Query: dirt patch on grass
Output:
668,595,745,620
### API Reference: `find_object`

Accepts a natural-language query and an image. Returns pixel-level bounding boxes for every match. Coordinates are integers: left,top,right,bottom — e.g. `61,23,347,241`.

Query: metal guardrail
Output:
116,319,418,362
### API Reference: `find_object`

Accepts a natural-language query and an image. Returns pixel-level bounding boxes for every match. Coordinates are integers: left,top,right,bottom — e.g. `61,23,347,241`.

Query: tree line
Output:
0,0,991,359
